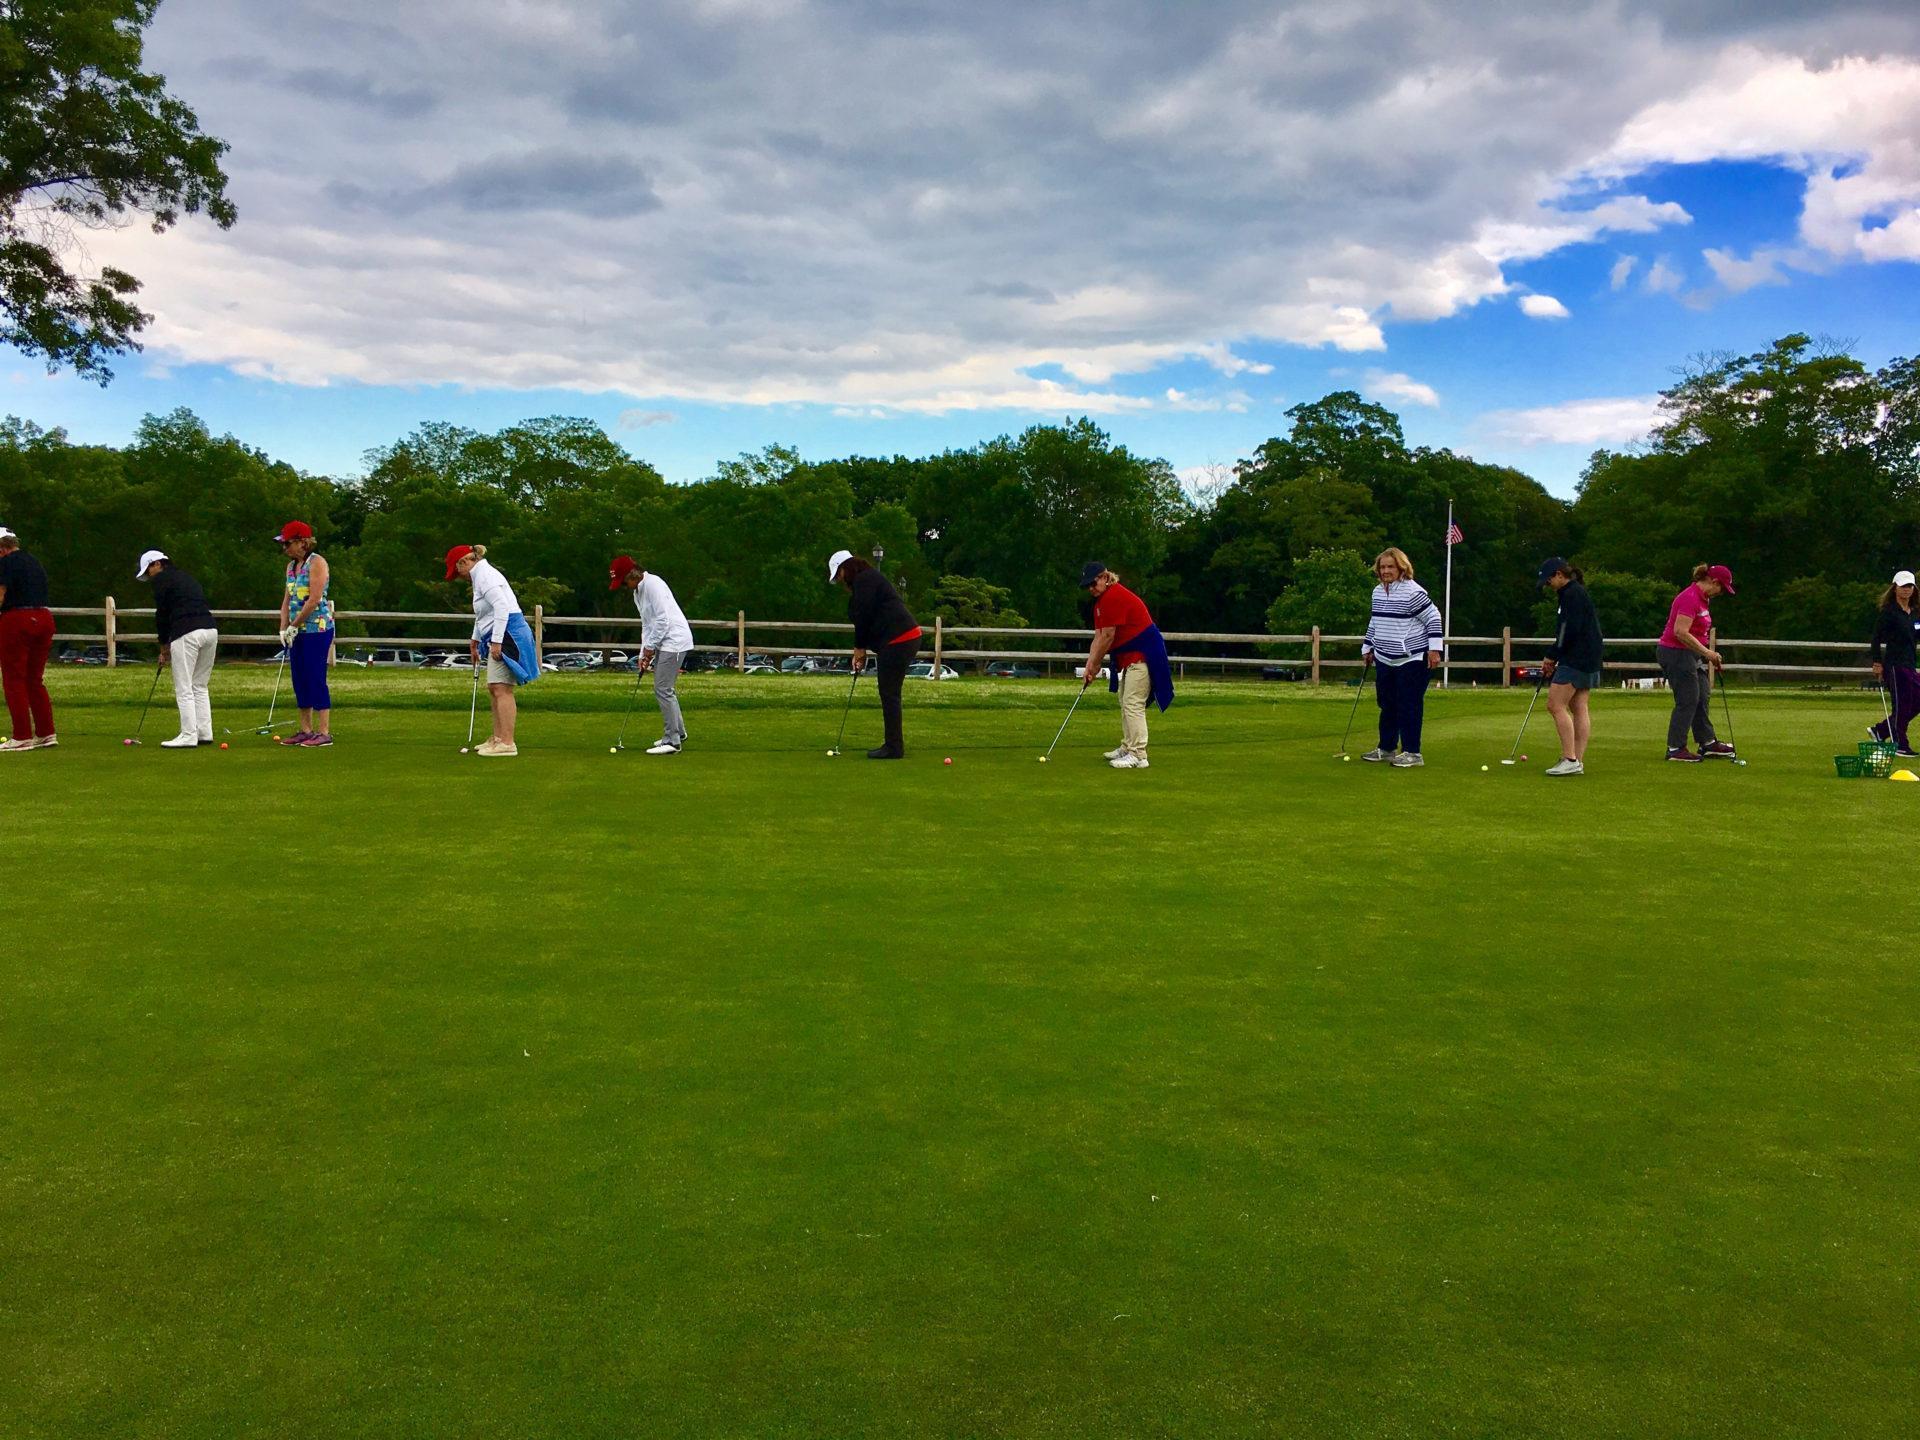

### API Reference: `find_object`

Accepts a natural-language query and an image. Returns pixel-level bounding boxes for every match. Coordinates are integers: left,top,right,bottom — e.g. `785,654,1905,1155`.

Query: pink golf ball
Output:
1519,753,1528,762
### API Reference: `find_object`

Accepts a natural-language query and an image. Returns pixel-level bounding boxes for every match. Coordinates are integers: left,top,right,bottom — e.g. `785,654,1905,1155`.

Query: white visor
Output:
136,548,169,577
0,526,14,542
826,548,854,582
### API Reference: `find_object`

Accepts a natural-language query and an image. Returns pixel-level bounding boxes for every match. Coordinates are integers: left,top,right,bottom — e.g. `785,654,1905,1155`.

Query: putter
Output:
126,657,165,746
460,660,481,753
1336,662,1374,757
612,661,647,752
1715,667,1747,765
1501,671,1548,765
827,669,859,756
1040,679,1092,762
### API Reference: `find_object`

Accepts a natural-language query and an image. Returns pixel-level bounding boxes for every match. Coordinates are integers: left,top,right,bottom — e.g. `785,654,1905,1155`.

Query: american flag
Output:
1446,522,1464,546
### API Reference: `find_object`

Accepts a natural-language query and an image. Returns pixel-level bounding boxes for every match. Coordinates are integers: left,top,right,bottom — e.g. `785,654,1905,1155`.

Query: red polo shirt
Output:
1093,582,1151,670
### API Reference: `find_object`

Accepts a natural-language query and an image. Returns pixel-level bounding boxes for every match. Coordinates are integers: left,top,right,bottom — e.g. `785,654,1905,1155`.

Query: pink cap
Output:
1706,564,1736,594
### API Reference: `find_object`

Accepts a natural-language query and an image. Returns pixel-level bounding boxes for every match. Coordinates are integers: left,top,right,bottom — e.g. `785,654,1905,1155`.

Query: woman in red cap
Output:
446,544,536,756
1656,563,1739,762
274,522,334,746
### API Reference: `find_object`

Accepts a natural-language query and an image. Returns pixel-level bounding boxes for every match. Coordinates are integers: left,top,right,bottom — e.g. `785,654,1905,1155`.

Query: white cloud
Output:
1365,370,1440,407
71,3,1920,418
618,409,677,429
1701,246,1791,293
1480,395,1664,447
1643,257,1684,295
1519,294,1571,319
1608,255,1637,290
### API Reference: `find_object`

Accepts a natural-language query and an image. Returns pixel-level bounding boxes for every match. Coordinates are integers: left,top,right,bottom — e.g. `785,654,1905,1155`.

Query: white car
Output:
906,662,960,680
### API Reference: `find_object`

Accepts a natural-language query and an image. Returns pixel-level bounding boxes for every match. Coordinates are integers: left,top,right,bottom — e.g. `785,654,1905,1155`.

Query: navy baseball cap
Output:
1536,557,1568,585
1078,560,1106,589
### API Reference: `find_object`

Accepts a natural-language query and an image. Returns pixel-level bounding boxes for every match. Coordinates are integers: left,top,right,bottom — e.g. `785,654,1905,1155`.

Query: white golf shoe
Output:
160,734,200,749
645,741,681,756
1110,751,1150,769
1545,758,1584,776
1103,746,1127,761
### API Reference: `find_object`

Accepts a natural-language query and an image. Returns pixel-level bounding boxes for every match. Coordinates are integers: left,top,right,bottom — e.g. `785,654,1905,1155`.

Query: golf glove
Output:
279,625,298,647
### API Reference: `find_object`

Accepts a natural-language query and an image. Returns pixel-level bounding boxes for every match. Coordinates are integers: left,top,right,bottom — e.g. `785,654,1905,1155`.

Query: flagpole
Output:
1443,499,1454,689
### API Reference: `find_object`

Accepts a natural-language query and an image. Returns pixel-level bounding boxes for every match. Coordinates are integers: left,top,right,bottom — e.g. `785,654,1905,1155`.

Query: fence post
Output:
533,605,544,667
105,596,117,667
737,610,746,670
1501,626,1511,687
1311,625,1321,685
932,616,943,679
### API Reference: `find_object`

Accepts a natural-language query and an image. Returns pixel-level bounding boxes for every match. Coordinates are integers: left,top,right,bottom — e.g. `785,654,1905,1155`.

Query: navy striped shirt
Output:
1363,580,1444,662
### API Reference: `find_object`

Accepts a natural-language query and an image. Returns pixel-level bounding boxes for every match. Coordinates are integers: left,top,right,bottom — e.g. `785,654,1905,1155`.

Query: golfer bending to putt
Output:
829,548,920,759
609,554,695,754
139,549,219,748
1079,562,1173,769
447,544,538,757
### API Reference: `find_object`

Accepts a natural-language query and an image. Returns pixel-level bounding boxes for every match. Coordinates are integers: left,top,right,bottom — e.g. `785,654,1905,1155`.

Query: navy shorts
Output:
1551,663,1600,691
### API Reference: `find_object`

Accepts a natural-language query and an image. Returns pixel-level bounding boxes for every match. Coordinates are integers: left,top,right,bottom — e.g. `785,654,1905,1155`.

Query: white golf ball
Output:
1481,765,1489,772
1038,755,1047,763
459,746,469,754
1343,755,1350,762
609,746,618,754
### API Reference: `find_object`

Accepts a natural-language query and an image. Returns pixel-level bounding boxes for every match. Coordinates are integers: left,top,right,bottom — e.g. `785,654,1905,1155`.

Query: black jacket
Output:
0,548,50,610
1872,602,1920,670
150,564,216,645
845,566,917,648
1545,579,1604,671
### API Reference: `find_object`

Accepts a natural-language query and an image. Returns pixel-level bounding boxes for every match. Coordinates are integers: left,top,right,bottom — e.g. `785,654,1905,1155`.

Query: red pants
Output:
0,608,56,740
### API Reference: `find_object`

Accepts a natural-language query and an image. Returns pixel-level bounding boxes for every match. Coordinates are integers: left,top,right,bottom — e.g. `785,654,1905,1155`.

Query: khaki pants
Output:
170,627,218,740
1118,661,1150,757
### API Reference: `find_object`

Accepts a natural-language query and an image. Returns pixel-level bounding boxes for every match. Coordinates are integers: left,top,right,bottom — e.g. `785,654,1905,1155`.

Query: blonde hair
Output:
469,544,488,561
1373,547,1414,581
1691,563,1709,583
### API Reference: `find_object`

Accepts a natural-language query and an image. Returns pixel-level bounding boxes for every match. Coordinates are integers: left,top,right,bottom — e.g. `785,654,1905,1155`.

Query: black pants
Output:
875,636,920,753
1374,658,1431,753
1657,645,1717,751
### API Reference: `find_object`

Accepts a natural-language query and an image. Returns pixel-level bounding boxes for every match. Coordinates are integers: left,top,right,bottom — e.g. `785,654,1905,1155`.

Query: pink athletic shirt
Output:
1659,582,1712,651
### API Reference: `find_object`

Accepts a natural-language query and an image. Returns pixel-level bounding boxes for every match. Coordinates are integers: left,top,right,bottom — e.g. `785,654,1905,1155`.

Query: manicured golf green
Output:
7,668,1915,1437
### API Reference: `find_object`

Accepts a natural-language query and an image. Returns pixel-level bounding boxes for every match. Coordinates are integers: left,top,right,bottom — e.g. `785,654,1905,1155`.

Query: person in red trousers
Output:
0,526,57,752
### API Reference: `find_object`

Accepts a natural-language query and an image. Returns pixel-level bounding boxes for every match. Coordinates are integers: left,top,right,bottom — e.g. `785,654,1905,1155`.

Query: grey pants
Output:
652,649,688,745
1658,645,1717,752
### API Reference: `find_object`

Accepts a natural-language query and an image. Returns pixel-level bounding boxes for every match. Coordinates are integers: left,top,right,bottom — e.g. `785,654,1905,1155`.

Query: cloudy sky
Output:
14,0,1920,494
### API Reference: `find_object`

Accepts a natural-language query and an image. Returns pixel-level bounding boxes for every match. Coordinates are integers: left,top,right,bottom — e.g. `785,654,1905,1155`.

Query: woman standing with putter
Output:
1656,564,1738,763
1869,568,1920,759
273,521,334,746
828,548,919,759
1359,547,1444,768
138,549,219,748
446,544,537,757
1537,558,1603,776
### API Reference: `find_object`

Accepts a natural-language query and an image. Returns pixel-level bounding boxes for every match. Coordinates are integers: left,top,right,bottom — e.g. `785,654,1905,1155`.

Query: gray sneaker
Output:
1103,746,1127,761
1544,758,1584,777
1389,751,1424,768
1359,747,1390,763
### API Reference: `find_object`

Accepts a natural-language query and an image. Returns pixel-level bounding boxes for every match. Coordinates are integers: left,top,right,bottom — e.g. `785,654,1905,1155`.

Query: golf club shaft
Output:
1044,681,1090,760
1339,662,1372,754
264,643,287,728
832,670,859,752
1506,673,1547,762
134,657,164,739
614,665,646,748
1716,666,1736,749
466,662,481,746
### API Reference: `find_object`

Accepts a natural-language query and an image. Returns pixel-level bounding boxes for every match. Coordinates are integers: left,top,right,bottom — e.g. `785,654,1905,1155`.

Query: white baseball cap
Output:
1896,569,1916,587
0,526,14,543
826,548,853,582
136,549,168,577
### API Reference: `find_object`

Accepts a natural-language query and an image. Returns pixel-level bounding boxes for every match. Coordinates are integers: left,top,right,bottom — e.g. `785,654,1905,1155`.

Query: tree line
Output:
2,333,1915,651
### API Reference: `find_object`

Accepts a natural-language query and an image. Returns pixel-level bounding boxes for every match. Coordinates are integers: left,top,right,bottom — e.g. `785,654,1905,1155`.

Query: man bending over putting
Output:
1078,562,1173,769
609,554,695,754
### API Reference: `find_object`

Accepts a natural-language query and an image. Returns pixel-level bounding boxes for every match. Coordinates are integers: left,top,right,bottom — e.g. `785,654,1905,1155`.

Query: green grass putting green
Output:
6,668,1916,1437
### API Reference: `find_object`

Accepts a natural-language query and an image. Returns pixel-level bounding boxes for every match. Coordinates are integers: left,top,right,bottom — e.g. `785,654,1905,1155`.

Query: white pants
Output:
170,628,218,739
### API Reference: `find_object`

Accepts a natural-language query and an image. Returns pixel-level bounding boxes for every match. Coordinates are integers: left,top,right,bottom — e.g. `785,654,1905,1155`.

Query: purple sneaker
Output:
296,732,334,747
1666,747,1703,763
1701,741,1737,760
276,730,313,746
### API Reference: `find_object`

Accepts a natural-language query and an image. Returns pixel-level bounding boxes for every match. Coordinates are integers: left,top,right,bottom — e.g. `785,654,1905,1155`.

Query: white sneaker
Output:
1110,752,1150,769
161,734,199,749
34,735,57,749
645,741,681,756
1103,746,1127,761
1544,758,1584,777
1359,748,1390,763
1389,751,1424,767
478,740,518,757
0,738,36,753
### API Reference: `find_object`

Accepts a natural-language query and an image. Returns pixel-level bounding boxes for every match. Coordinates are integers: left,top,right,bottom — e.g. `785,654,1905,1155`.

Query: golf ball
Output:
609,746,618,754
826,749,835,757
1038,755,1047,763
944,757,952,765
1481,765,1489,772
1518,753,1528,762
1343,755,1350,762
122,737,133,747
459,746,469,754
219,742,229,751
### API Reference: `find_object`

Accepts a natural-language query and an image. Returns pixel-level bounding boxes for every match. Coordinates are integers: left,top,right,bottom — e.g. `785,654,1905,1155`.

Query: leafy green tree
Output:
1,0,235,380
1265,547,1373,657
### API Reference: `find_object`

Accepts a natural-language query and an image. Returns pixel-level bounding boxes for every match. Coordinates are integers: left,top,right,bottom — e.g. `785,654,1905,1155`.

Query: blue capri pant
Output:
291,630,332,710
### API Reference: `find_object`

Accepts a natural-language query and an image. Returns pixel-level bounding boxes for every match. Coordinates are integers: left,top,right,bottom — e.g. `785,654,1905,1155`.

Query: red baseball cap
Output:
273,520,313,544
1707,564,1736,593
608,554,639,590
444,544,474,579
